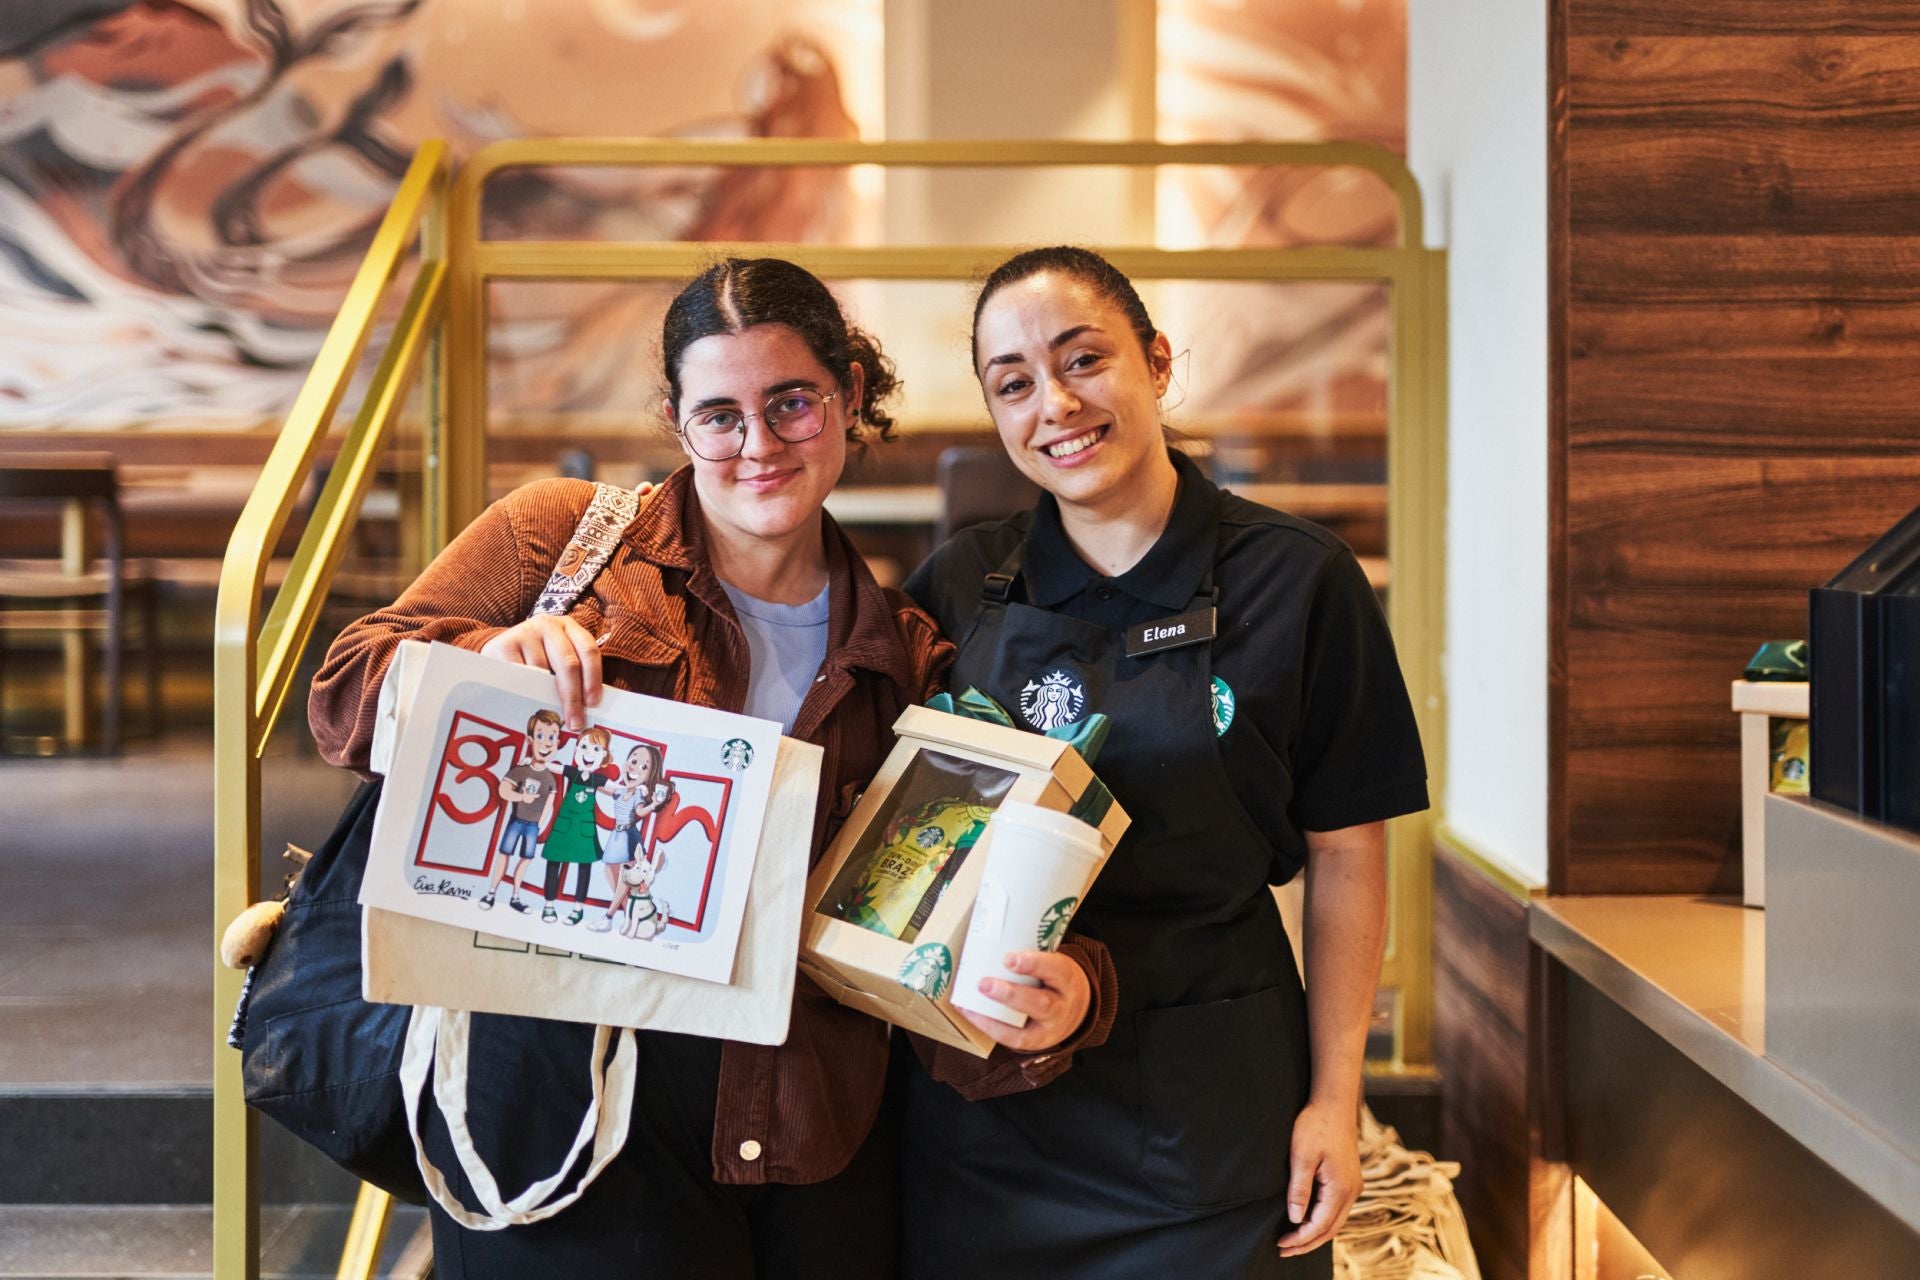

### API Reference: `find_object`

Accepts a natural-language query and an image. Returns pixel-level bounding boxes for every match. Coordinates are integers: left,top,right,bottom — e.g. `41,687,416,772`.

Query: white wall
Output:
1408,0,1549,887
879,0,1153,423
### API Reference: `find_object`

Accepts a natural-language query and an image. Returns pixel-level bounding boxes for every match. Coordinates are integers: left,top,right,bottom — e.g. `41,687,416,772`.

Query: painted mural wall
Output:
0,1,1404,434
0,0,880,429
1157,0,1405,430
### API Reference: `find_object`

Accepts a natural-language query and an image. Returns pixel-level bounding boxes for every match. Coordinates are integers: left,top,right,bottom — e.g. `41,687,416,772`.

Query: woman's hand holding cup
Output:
960,949,1090,1053
951,802,1106,1054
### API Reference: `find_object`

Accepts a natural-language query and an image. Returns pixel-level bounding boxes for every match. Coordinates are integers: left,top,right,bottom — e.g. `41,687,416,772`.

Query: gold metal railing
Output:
212,140,453,1280
213,137,1446,1277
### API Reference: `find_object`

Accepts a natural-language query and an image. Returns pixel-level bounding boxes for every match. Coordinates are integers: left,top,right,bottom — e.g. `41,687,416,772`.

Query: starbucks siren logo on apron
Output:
1019,668,1086,731
1210,676,1236,736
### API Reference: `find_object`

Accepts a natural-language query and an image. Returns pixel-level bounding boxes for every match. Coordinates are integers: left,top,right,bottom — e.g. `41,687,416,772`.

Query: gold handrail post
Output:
421,150,448,561
443,148,490,543
211,593,262,1280
213,142,448,1280
1410,245,1450,1068
333,1182,395,1280
1378,233,1449,1072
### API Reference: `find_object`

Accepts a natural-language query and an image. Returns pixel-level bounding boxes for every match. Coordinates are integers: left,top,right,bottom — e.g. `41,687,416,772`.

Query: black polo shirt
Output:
905,449,1427,879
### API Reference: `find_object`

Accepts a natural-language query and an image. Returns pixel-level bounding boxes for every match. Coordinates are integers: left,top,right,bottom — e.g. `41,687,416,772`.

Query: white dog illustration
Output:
617,850,669,940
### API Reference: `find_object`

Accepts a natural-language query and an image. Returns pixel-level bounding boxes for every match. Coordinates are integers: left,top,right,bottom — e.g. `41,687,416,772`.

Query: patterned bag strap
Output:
529,482,647,618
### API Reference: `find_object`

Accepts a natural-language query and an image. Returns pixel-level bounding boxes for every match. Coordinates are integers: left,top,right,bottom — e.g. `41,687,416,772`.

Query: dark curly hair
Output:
661,257,900,441
969,245,1159,371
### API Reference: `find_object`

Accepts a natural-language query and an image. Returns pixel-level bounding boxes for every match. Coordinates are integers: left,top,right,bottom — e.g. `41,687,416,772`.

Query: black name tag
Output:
1125,606,1216,658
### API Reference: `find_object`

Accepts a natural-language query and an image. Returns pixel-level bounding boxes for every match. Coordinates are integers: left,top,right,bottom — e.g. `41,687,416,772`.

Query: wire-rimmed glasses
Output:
676,389,838,461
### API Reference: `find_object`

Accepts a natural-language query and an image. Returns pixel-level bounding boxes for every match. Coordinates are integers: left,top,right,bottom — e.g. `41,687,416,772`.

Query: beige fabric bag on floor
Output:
1332,1107,1482,1280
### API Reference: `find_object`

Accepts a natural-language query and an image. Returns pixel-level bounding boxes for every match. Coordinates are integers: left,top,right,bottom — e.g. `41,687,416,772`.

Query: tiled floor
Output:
0,730,357,1088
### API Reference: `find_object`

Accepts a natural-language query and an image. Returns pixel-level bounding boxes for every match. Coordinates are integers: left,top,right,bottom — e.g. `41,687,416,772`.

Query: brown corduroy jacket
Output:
308,468,1116,1185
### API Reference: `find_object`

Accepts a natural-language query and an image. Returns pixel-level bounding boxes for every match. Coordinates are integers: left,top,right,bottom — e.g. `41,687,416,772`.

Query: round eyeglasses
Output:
677,389,838,461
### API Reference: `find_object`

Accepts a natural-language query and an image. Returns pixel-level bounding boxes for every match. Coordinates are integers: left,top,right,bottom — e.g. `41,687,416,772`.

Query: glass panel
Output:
482,279,683,497
818,748,1018,943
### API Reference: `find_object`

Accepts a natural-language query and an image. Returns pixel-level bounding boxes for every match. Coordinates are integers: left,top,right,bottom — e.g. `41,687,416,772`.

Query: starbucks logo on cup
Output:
1037,896,1080,950
896,942,953,999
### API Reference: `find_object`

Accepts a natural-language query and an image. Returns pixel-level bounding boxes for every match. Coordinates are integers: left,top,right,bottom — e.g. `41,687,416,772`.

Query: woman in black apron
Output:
896,247,1427,1278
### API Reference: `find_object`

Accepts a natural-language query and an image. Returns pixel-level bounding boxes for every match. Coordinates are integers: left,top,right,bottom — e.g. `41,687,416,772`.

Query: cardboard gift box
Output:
1732,677,1809,910
798,705,1129,1056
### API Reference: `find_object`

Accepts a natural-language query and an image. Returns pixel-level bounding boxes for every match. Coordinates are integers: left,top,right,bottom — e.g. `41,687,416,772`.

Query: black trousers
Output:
425,1028,896,1280
542,860,592,904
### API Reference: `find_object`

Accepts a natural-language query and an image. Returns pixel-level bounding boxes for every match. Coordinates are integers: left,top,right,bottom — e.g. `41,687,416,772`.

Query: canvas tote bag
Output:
240,481,646,1217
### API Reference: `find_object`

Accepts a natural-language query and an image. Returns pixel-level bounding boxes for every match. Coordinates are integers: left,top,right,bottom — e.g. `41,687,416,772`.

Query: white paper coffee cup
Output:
951,801,1104,1027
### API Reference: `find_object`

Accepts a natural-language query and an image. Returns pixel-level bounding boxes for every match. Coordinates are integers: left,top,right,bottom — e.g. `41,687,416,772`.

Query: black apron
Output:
898,542,1330,1280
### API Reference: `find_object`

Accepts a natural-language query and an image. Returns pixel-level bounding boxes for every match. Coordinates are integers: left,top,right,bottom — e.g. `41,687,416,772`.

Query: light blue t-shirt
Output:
721,581,831,734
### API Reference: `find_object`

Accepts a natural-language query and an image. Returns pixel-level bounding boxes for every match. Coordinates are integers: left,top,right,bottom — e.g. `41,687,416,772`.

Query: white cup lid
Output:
988,800,1103,855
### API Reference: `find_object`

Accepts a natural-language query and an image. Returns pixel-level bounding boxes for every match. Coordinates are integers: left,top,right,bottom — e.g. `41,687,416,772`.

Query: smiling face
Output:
973,271,1173,516
667,323,857,548
528,719,562,765
574,737,609,771
623,747,656,786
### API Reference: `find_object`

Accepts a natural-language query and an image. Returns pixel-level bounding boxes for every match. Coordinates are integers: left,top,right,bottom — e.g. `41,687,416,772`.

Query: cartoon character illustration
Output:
591,845,671,940
478,709,564,914
595,743,675,896
538,726,615,926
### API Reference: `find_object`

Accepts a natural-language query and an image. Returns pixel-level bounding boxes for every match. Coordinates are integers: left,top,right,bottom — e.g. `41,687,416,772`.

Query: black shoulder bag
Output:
234,481,645,1203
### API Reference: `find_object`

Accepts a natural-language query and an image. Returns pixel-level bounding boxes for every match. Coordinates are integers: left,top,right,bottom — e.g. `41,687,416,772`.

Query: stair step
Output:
0,1090,358,1205
0,1204,430,1279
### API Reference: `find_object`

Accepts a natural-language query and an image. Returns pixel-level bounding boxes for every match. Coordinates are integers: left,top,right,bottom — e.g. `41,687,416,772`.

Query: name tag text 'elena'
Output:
1125,607,1217,658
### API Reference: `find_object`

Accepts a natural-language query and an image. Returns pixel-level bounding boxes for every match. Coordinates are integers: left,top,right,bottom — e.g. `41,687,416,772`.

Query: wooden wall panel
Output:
1569,36,1920,117
1566,234,1920,299
1549,4,1920,896
1432,841,1531,1280
1565,458,1920,590
1567,5,1919,38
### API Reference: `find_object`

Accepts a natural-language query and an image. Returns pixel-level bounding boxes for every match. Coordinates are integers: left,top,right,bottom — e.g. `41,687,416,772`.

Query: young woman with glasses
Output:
309,257,1012,1278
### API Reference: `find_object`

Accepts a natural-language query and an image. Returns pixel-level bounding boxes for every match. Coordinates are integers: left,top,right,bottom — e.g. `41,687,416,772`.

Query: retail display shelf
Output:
1529,895,1920,1236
